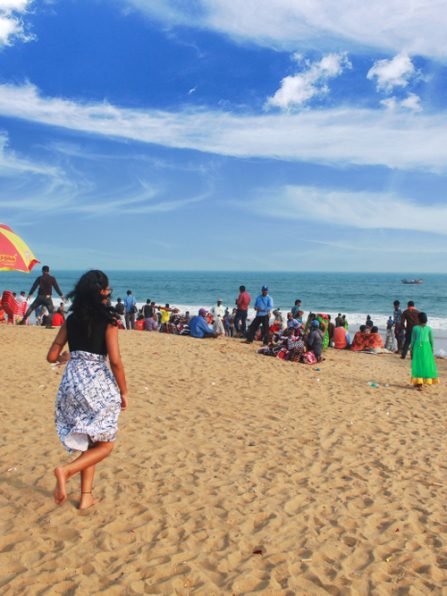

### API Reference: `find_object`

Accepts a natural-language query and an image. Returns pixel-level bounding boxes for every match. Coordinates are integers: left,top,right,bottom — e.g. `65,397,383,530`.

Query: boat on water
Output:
401,279,423,284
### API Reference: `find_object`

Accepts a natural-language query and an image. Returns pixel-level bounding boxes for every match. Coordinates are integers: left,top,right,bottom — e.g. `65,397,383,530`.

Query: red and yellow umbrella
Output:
0,224,39,272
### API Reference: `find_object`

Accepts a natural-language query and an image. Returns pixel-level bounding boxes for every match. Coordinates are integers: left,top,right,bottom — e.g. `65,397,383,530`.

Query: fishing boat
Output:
401,279,423,284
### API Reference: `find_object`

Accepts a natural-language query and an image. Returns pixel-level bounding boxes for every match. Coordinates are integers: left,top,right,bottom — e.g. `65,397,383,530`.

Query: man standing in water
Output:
21,265,65,327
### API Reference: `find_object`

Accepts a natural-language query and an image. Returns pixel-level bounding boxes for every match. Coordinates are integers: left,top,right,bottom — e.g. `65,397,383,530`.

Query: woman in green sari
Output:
410,312,439,390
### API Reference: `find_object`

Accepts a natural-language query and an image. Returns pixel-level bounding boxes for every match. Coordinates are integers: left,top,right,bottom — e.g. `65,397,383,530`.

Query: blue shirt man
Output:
254,292,273,316
124,290,137,330
189,308,217,338
245,285,273,345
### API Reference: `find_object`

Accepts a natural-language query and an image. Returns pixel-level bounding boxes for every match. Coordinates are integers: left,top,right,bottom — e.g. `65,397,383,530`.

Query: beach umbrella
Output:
0,224,39,272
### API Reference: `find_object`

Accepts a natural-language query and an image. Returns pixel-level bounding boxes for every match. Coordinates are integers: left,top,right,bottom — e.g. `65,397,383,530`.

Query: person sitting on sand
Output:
306,319,324,361
327,315,335,345
52,307,65,327
304,312,317,334
286,311,300,331
144,313,159,332
333,320,349,349
189,308,218,339
295,310,304,325
269,309,285,336
365,326,384,349
350,325,368,351
47,270,128,510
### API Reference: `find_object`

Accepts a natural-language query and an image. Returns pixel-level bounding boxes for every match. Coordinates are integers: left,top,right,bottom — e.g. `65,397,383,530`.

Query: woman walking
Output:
47,270,128,509
410,312,439,391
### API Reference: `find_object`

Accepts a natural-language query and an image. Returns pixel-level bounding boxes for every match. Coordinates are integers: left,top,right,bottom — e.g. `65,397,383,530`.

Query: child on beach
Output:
47,270,128,510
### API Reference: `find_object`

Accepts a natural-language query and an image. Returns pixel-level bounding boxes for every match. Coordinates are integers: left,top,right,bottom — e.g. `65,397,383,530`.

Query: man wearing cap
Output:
189,308,218,339
244,285,273,345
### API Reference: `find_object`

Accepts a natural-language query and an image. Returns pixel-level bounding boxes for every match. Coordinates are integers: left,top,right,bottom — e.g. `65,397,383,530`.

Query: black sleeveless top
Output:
67,314,108,355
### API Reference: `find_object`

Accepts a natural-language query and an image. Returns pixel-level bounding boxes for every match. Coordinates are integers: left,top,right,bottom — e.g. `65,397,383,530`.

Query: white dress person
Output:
55,315,121,452
210,300,226,336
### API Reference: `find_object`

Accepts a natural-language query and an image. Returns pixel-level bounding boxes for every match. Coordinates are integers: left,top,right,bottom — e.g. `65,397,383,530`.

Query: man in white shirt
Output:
210,299,225,336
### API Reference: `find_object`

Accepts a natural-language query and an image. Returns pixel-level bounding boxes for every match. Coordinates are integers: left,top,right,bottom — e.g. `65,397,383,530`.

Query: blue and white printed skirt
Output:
55,351,121,452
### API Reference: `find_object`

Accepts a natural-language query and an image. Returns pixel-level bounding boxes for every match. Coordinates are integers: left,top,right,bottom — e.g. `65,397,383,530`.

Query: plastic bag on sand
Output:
435,348,447,359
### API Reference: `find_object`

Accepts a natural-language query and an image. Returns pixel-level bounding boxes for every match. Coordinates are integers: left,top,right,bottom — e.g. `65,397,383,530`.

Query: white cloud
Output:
381,93,422,113
266,52,351,110
0,1,31,9
0,0,33,47
0,131,61,177
367,53,417,92
2,82,447,171
252,185,447,236
0,131,210,218
124,0,447,60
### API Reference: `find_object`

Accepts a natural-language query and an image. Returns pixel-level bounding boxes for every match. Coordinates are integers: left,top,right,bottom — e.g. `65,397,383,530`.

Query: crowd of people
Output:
110,285,439,387
1,271,440,390
1,267,439,513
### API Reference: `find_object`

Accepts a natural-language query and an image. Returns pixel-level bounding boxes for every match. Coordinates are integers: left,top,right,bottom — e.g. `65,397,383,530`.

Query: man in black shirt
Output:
21,265,65,327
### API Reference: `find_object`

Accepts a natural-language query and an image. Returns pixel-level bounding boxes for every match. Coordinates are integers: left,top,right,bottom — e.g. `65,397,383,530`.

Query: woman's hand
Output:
57,351,70,364
120,393,128,410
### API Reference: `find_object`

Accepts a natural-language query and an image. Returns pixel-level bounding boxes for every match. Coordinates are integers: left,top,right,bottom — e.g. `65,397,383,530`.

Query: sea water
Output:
2,270,447,347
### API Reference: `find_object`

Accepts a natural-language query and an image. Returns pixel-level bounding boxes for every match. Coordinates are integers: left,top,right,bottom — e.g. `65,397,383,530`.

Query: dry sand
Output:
1,324,446,594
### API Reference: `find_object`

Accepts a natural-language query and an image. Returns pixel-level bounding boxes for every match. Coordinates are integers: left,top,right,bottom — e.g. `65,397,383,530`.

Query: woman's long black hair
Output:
67,270,118,335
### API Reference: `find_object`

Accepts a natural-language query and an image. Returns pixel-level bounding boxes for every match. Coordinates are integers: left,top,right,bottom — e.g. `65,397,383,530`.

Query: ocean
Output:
2,270,447,349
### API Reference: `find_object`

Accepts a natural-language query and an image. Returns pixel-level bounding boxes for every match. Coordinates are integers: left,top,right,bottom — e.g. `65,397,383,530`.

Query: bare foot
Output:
79,493,101,510
54,467,68,505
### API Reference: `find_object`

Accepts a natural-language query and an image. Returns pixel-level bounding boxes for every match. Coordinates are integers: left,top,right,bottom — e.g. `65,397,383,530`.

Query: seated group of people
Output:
258,322,324,364
125,299,238,338
257,312,347,363
129,305,190,334
350,324,384,352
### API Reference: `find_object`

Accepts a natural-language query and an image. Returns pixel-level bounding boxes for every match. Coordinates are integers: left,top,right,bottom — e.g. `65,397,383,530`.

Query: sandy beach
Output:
1,324,446,594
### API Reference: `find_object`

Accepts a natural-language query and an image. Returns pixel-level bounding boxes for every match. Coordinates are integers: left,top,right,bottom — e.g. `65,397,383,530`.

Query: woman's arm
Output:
46,323,69,363
428,327,434,351
105,324,128,409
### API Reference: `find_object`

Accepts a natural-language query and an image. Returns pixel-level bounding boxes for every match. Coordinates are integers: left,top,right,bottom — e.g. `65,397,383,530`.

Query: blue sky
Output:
1,0,447,272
